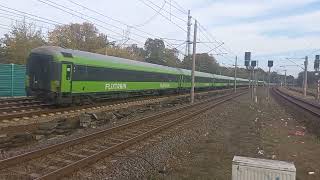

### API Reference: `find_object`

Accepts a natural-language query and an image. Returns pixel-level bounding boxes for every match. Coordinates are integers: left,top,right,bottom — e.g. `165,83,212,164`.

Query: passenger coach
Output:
26,46,250,105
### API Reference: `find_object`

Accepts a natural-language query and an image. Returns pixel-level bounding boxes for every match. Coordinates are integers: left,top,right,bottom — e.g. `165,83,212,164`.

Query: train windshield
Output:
26,53,54,91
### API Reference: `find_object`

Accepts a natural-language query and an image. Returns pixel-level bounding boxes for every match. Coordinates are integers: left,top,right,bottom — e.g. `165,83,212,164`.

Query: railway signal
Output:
251,61,256,67
244,52,251,67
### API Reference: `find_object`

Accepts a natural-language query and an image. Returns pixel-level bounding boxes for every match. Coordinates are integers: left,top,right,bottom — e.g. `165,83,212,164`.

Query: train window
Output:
71,64,179,82
66,65,71,80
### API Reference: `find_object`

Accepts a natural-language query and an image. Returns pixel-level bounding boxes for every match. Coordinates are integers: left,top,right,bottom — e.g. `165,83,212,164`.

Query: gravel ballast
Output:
69,88,320,180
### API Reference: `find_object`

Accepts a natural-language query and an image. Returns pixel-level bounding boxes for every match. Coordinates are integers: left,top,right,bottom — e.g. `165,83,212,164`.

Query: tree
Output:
143,38,182,67
144,38,166,65
95,44,146,61
297,71,320,88
125,44,145,61
181,53,219,73
163,48,180,67
0,19,46,64
48,22,107,53
0,45,5,63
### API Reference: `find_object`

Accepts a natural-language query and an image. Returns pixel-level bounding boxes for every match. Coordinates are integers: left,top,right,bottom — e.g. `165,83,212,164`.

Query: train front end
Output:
26,48,60,103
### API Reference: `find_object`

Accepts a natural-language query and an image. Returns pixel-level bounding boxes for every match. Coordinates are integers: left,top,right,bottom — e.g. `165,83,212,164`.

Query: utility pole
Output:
284,70,287,87
267,60,273,101
267,67,271,99
249,70,252,98
186,10,191,58
303,56,308,96
250,60,257,102
252,68,256,102
256,60,258,88
234,56,237,93
317,80,320,101
191,20,197,104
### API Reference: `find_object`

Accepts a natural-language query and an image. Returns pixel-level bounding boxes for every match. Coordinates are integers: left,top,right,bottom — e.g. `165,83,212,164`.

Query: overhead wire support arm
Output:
206,42,225,54
285,57,305,70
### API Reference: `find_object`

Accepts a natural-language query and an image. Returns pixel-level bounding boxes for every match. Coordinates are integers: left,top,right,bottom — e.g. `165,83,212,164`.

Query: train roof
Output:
31,46,251,81
31,46,182,75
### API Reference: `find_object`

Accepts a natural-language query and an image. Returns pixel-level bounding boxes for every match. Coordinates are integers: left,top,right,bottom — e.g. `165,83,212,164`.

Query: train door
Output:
178,75,183,89
61,63,73,93
212,78,215,89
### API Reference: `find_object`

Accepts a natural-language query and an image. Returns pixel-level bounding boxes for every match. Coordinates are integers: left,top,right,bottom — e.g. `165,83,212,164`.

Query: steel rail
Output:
0,97,35,103
0,103,52,112
0,88,244,121
0,91,246,179
0,91,237,169
0,100,42,107
273,88,320,117
37,91,246,180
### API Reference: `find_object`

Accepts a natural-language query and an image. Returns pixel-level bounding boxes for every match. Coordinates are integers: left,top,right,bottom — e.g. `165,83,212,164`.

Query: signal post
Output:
267,60,273,100
314,55,320,101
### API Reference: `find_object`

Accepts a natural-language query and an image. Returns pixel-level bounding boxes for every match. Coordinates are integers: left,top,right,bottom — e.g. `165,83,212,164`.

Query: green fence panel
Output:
0,63,26,97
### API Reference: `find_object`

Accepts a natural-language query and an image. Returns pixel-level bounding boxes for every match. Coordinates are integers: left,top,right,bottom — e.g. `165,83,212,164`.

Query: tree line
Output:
297,71,320,89
0,20,290,82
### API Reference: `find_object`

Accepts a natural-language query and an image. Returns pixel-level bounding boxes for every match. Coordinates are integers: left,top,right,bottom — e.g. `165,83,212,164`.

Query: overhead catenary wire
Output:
197,22,240,58
133,1,166,27
0,15,53,31
164,0,188,15
67,0,186,44
0,9,58,27
0,23,11,28
0,5,130,43
0,4,62,25
0,0,188,58
37,0,143,44
142,0,187,23
66,0,187,56
137,0,187,33
0,26,11,31
44,0,140,39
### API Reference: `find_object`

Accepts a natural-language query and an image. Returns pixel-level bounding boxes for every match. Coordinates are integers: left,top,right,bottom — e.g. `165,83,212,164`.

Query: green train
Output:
26,46,255,105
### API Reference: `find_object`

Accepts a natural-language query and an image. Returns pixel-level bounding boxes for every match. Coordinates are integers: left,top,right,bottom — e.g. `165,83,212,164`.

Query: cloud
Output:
0,0,319,76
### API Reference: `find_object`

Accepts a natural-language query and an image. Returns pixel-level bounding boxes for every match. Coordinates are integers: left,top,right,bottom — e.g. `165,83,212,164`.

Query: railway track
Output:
0,102,52,114
287,87,317,97
0,97,52,117
0,88,243,121
0,90,246,179
0,97,35,104
272,88,320,117
0,98,41,108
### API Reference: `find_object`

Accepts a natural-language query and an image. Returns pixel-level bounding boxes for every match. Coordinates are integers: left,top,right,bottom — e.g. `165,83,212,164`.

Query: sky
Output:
0,0,319,77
